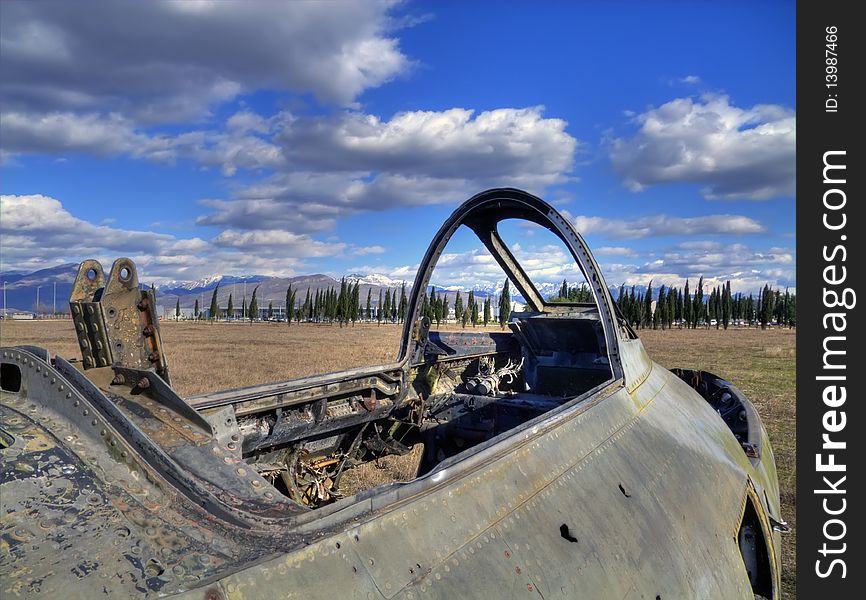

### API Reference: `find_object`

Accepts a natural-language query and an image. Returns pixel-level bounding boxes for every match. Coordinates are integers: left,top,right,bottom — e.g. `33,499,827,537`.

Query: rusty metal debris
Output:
1,189,783,599
69,258,170,383
465,356,524,396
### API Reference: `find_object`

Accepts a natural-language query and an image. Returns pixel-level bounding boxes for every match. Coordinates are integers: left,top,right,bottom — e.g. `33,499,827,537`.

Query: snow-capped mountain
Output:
0,263,78,313
345,273,409,288
156,274,269,295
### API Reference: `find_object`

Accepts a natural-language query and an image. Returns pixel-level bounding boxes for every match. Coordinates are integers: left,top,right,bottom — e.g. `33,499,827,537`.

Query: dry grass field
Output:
1,319,796,597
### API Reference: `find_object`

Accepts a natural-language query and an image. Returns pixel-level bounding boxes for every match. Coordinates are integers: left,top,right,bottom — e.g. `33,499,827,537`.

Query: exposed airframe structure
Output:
1,189,785,599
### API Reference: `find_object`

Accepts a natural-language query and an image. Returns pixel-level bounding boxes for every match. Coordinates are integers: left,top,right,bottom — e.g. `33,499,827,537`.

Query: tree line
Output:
612,277,795,330
416,280,512,328
183,276,794,331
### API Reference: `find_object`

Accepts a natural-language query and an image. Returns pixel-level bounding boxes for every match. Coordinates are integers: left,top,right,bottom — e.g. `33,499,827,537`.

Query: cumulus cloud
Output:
0,194,172,262
352,245,386,256
0,0,409,122
0,194,352,282
211,230,346,257
600,241,795,293
594,246,638,258
570,212,765,239
3,104,578,232
643,243,793,274
350,242,589,294
197,107,579,230
1,112,144,157
276,107,576,182
1,3,579,234
609,94,795,200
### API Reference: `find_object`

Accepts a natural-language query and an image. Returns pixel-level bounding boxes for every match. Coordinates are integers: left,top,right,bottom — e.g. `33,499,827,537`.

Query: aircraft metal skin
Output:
0,189,783,599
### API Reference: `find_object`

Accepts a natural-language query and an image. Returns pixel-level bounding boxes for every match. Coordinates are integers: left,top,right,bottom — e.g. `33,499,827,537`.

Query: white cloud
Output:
570,212,765,239
211,230,345,257
349,243,588,293
348,225,793,295
609,269,794,296
1,112,147,157
0,194,350,282
0,194,171,262
2,194,791,294
609,94,795,200
197,107,579,230
603,241,796,293
0,109,284,174
352,245,386,256
646,243,793,273
276,107,576,183
0,0,410,122
3,103,579,234
680,75,701,84
594,246,638,258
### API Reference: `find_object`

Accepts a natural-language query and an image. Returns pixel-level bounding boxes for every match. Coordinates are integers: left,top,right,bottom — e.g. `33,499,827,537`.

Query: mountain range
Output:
0,263,630,315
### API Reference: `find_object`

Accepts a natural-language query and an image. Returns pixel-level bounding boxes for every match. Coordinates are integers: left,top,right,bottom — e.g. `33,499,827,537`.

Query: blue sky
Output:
1,0,795,294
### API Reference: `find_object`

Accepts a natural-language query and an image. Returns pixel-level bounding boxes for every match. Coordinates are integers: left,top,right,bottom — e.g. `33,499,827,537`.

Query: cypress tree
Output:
707,287,715,327
377,290,383,324
774,289,784,325
732,286,738,326
693,277,704,329
285,285,295,326
209,284,219,321
483,297,491,326
248,286,259,323
468,291,478,327
365,289,372,321
175,298,180,321
760,284,774,329
628,286,637,326
683,279,691,328
227,293,234,321
643,280,653,329
426,288,435,321
620,285,631,324
338,278,347,325
454,291,464,324
194,298,199,320
722,281,732,329
351,281,360,324
655,285,666,329
786,290,796,327
498,279,511,327
384,289,392,322
398,282,408,323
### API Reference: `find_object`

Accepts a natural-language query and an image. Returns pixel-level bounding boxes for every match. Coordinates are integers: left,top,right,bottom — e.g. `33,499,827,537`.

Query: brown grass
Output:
1,320,796,597
338,444,425,497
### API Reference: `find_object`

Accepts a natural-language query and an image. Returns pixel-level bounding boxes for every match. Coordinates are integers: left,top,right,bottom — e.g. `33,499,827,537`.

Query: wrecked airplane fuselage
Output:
1,189,784,599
